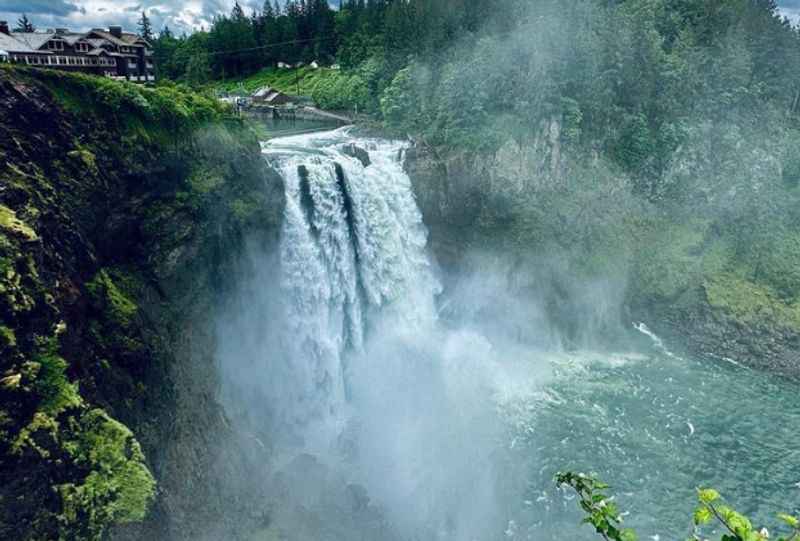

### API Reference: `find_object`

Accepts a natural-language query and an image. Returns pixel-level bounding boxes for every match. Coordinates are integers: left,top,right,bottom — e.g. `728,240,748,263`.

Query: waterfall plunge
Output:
217,128,540,541
264,129,441,429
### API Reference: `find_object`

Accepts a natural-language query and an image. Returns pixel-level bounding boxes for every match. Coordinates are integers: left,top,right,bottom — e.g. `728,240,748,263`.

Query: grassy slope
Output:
213,65,339,97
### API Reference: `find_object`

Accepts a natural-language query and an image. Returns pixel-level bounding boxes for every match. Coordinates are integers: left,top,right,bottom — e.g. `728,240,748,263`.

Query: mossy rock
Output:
0,204,38,242
57,408,156,539
86,270,138,329
704,272,800,332
67,148,99,176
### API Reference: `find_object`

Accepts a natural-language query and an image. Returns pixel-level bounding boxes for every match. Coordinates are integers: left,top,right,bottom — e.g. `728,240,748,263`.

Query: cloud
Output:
0,0,81,16
778,0,800,22
0,1,217,33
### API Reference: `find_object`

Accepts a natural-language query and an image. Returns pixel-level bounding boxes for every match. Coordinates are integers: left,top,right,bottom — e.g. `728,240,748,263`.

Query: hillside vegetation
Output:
213,65,338,97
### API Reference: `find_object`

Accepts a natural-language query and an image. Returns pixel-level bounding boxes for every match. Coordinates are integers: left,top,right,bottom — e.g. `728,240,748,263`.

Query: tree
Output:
232,2,247,21
138,11,154,41
15,14,34,33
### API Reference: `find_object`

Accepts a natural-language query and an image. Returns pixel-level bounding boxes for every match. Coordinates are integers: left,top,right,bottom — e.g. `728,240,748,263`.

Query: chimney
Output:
109,26,122,38
0,21,9,35
55,28,68,35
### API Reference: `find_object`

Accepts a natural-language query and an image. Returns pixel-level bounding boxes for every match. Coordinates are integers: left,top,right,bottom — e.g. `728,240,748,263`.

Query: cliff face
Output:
0,67,283,540
406,133,800,376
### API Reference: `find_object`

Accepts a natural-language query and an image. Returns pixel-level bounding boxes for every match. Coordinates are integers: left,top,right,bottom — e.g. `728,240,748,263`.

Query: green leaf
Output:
698,488,720,504
620,528,638,541
694,506,713,525
778,513,799,528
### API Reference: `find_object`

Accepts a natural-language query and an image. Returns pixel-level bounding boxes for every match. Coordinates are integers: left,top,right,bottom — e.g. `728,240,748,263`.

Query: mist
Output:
206,2,800,540
207,121,644,541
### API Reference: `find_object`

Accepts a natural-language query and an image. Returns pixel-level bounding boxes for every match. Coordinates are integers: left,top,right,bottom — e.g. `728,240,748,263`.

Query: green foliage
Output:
0,204,38,241
556,472,637,541
31,69,228,138
381,67,417,133
558,472,800,541
215,65,340,97
31,336,81,416
705,272,800,332
58,408,156,536
311,69,373,113
691,487,799,541
86,270,138,329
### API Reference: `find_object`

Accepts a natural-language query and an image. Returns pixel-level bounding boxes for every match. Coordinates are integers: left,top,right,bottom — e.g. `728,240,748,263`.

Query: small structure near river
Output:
252,86,293,106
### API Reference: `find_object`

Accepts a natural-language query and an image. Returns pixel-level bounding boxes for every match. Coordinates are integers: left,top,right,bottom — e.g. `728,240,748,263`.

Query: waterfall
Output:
216,128,529,540
262,128,441,428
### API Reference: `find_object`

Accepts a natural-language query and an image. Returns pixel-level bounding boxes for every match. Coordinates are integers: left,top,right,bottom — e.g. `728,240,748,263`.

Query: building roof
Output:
265,91,289,103
12,32,60,51
253,86,292,103
87,29,129,48
0,32,39,54
0,26,150,56
60,33,87,46
253,86,274,98
120,32,149,47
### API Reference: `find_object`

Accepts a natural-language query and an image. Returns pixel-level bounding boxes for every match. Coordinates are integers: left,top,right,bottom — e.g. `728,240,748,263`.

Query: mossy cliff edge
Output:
0,67,283,540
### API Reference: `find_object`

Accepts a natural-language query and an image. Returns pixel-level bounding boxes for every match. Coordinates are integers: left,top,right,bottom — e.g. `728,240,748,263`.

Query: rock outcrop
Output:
0,67,283,540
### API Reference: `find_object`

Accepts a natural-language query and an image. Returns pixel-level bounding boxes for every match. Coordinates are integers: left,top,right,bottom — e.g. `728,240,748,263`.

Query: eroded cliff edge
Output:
405,125,800,376
0,67,283,540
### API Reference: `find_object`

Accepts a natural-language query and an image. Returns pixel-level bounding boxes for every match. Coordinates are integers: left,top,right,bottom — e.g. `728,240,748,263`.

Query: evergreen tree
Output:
138,11,154,42
15,14,34,33
232,2,247,21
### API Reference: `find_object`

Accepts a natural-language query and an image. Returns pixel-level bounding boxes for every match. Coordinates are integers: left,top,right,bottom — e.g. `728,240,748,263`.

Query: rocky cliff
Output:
0,67,283,540
406,129,800,376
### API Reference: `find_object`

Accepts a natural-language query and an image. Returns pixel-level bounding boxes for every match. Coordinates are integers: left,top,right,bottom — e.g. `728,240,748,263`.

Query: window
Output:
48,40,64,51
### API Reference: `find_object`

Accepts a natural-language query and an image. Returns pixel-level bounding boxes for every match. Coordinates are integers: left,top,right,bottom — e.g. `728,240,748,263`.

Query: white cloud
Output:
0,0,260,34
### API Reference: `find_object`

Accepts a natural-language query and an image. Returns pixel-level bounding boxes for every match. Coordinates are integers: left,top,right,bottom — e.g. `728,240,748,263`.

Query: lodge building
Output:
0,22,155,83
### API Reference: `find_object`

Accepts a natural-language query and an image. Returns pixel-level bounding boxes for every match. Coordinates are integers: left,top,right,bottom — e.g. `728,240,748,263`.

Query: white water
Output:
262,129,441,431
217,129,800,541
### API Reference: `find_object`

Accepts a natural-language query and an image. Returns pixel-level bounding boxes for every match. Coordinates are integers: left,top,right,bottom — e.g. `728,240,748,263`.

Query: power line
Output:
203,35,337,57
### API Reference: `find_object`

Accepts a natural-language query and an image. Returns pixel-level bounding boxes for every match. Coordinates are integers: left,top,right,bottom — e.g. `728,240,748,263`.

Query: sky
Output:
0,0,798,35
0,1,269,34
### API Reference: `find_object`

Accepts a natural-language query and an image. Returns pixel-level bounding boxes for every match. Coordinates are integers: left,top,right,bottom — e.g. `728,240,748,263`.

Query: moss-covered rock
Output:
0,66,282,540
58,409,156,539
0,204,38,242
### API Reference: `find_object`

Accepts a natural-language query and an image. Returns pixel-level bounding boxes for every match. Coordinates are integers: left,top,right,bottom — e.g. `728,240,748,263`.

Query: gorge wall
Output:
0,67,283,540
404,124,800,376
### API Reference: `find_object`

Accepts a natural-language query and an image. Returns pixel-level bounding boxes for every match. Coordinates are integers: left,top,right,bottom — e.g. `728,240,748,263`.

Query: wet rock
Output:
342,144,371,167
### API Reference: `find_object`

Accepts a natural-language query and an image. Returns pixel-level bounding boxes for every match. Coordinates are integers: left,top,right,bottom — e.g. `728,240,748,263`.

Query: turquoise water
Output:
518,349,800,540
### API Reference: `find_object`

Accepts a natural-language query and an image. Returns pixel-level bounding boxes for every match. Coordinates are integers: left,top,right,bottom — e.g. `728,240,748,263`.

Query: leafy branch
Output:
691,488,800,541
556,473,800,541
555,472,637,541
